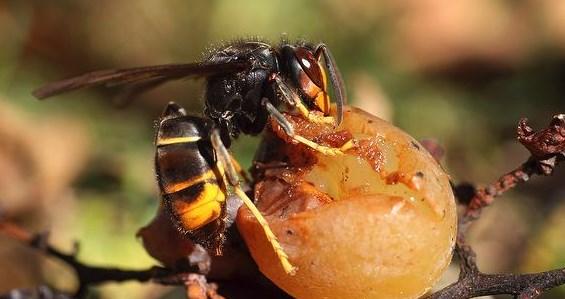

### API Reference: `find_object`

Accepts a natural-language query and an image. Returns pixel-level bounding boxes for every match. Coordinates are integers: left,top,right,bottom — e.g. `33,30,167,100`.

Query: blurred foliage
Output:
0,0,564,298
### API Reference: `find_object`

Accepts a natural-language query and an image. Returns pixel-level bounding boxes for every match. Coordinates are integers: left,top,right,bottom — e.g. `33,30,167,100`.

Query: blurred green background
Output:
0,1,564,298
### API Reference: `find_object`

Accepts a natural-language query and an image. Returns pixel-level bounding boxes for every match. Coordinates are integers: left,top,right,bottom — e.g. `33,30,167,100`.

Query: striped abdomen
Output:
155,108,227,249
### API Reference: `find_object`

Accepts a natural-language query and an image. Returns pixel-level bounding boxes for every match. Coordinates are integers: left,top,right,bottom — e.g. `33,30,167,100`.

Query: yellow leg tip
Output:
283,262,298,275
234,188,297,276
292,135,358,156
340,139,356,152
307,114,335,125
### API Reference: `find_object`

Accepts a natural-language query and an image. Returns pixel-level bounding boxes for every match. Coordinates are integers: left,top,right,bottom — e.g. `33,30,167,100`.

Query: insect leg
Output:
230,156,251,184
263,98,354,156
210,129,297,275
272,74,334,125
314,43,346,126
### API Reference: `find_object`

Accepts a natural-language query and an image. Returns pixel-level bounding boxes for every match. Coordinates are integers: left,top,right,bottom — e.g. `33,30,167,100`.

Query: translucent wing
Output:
33,61,248,99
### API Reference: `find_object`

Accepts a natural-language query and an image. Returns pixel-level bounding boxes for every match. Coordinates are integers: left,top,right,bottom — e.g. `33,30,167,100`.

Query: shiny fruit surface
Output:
237,106,457,299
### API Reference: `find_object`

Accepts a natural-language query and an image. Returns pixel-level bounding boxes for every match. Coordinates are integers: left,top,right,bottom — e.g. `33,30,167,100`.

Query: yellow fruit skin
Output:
237,106,457,299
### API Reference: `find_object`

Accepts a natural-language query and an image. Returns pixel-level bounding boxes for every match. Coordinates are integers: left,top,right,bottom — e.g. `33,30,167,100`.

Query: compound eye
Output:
295,47,325,89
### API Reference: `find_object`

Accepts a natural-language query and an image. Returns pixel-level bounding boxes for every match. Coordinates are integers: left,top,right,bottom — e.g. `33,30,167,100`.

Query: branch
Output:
0,220,216,298
430,236,565,299
431,113,565,298
460,114,565,231
431,264,565,298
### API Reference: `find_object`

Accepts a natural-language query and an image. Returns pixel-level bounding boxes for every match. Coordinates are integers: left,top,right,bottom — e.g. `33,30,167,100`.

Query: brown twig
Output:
0,220,288,299
461,114,565,230
0,220,212,298
431,114,565,298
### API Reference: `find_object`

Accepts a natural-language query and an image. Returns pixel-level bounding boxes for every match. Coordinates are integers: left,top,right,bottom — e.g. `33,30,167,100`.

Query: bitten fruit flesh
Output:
237,106,457,299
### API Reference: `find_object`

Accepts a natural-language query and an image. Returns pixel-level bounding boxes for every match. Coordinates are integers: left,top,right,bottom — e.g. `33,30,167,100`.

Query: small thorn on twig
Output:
71,241,80,257
517,118,534,138
31,231,51,252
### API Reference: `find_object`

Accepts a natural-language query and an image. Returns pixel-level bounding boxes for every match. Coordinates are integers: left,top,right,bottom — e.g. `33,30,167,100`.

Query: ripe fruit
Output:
237,106,457,299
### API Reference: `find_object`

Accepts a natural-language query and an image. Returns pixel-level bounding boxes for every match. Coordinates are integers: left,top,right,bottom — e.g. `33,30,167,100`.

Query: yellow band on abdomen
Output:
162,170,216,194
157,136,201,146
172,183,226,230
